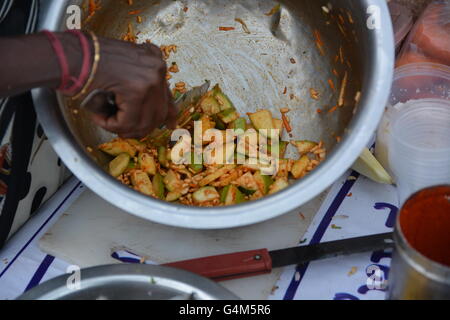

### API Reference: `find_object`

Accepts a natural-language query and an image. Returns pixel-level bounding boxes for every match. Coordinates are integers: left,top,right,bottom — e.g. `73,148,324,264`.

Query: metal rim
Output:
18,264,239,300
393,185,450,282
0,0,13,24
33,0,395,229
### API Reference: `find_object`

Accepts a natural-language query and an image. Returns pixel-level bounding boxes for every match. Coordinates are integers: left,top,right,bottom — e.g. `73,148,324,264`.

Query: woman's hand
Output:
83,37,177,139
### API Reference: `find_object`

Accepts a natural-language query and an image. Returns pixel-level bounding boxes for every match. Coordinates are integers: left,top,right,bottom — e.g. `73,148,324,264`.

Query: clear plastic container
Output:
388,99,450,204
376,62,450,175
396,0,450,67
388,1,414,54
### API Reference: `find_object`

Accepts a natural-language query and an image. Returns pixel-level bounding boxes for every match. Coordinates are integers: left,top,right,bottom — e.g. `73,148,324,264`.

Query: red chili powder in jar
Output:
399,186,450,267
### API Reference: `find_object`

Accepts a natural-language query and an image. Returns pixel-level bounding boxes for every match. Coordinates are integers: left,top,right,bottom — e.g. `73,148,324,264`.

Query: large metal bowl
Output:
33,0,394,229
18,264,239,300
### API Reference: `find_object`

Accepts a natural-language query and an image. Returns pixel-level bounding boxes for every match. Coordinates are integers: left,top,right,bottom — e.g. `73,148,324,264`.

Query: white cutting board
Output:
39,189,326,299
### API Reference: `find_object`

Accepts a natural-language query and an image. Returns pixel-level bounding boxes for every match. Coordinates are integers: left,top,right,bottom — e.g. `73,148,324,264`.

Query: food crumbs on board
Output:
283,87,287,95
86,147,93,153
280,108,290,114
331,224,342,230
347,175,357,181
183,7,189,13
270,286,280,295
347,192,352,197
290,93,295,100
336,136,342,143
219,27,235,31
333,214,349,219
299,238,307,244
136,16,143,23
265,4,281,16
348,267,358,276
290,58,296,64
332,69,339,77
235,18,251,34
299,212,306,220
127,0,133,5
316,108,323,114
328,79,335,91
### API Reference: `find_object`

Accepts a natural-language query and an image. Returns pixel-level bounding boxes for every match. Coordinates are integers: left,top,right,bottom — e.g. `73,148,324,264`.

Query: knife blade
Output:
162,233,394,282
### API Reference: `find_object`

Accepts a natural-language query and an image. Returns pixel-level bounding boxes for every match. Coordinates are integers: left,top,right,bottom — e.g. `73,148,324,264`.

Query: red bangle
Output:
62,30,92,96
42,30,71,91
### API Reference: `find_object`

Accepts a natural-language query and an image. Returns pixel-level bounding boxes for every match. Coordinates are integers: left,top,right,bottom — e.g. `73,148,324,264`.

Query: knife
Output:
80,80,211,120
112,233,394,282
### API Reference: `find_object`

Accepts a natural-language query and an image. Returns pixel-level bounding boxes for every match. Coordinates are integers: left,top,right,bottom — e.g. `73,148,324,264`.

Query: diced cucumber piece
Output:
192,112,202,121
199,95,221,115
152,173,165,199
253,171,274,195
189,152,204,173
232,118,246,132
163,170,182,192
276,159,291,178
131,170,154,196
200,115,216,136
211,114,227,130
193,186,220,203
220,185,245,205
218,108,239,124
234,172,259,193
272,118,284,137
292,140,318,155
166,191,182,202
109,153,130,177
291,155,310,179
126,139,147,153
352,148,393,184
268,178,289,195
238,186,256,196
173,90,183,100
220,185,231,203
212,85,234,111
99,139,137,157
268,141,288,158
138,153,157,176
158,146,169,168
249,110,276,138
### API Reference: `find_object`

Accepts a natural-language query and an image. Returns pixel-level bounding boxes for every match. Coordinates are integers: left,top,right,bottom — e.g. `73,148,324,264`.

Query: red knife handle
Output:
163,249,272,282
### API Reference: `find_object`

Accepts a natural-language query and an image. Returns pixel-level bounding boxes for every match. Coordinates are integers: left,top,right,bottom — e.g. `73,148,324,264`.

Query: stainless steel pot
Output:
18,264,239,300
33,0,394,229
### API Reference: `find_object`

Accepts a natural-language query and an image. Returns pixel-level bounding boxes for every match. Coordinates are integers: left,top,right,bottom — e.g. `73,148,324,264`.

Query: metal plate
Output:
18,264,239,300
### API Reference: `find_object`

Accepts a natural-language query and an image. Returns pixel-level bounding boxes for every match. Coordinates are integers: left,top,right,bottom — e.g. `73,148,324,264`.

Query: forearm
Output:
0,32,83,98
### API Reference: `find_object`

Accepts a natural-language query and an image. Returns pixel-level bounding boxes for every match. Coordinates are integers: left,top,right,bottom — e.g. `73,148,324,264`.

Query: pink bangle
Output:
42,30,71,91
62,30,92,96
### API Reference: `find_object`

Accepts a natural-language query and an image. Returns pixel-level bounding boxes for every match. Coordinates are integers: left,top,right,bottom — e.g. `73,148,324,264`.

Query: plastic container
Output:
375,62,450,176
388,99,450,204
396,0,450,67
388,1,414,54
